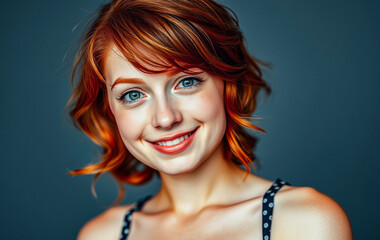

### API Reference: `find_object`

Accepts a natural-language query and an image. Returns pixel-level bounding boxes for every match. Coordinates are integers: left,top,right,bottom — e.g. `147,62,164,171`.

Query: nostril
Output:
152,109,182,129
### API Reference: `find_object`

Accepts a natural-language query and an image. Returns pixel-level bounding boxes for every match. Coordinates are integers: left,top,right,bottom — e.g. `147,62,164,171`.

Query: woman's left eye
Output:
176,77,202,89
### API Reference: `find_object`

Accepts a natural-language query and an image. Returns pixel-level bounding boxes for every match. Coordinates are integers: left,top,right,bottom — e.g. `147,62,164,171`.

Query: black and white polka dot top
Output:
119,178,290,240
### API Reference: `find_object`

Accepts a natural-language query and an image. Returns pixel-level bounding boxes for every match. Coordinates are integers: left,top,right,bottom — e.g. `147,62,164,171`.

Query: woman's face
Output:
105,46,226,175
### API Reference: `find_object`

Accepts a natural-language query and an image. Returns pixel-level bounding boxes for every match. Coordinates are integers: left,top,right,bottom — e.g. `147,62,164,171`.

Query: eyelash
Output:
117,90,144,105
117,76,203,105
176,76,203,90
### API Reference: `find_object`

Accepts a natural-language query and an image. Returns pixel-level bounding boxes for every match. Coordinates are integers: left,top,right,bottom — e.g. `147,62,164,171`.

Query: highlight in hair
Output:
67,0,271,202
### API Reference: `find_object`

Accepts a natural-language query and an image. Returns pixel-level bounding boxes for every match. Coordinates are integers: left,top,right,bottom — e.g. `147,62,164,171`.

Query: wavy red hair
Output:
68,0,271,201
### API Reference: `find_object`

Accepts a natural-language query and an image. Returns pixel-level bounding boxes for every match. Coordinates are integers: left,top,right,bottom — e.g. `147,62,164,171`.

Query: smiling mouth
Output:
154,131,195,146
148,127,198,155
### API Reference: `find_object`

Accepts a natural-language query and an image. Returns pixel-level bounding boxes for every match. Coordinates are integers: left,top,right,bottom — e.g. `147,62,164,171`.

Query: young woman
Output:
68,0,352,239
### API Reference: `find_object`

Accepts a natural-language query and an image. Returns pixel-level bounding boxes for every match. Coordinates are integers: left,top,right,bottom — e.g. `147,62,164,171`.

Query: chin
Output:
155,155,204,176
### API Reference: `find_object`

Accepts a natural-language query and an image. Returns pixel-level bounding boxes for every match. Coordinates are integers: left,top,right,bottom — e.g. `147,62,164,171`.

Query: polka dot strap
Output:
262,178,290,240
119,195,152,240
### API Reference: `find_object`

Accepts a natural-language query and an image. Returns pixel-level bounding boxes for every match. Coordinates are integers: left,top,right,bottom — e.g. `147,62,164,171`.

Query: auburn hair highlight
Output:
68,0,271,201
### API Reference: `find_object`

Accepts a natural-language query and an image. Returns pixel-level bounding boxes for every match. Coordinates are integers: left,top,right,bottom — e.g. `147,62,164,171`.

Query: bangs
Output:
107,8,214,74
91,0,246,82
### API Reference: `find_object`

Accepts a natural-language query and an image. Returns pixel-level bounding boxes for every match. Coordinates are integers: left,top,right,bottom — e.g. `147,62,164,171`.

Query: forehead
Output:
104,45,197,84
104,46,134,84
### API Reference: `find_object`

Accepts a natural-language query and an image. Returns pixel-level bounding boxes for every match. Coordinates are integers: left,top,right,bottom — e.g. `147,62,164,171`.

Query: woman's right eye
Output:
118,90,145,105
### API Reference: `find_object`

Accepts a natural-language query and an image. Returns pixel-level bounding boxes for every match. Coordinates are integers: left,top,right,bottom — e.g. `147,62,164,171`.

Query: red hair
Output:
68,0,270,200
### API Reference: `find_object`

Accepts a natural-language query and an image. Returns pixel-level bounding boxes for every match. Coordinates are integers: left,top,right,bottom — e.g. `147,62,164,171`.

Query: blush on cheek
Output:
191,91,225,122
114,112,142,140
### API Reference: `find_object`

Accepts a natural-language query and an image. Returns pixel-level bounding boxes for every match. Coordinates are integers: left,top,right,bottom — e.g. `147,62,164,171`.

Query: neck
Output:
155,144,250,215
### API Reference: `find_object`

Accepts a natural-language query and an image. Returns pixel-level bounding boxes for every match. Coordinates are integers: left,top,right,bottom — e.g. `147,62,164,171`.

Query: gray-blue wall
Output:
0,0,378,239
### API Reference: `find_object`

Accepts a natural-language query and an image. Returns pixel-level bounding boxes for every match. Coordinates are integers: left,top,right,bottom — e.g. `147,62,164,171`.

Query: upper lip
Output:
148,127,198,143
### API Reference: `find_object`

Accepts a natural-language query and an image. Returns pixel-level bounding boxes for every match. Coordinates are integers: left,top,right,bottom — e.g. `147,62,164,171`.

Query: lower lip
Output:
149,128,198,155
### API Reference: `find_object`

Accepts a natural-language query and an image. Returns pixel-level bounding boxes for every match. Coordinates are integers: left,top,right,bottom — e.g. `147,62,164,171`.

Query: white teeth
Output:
156,133,191,146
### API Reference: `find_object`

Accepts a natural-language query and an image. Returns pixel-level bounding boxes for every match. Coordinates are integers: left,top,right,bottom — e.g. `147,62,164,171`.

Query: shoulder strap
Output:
262,178,290,240
119,195,152,240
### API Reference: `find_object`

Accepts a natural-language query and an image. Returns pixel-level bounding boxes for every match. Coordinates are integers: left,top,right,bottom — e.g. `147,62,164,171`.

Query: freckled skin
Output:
105,46,226,175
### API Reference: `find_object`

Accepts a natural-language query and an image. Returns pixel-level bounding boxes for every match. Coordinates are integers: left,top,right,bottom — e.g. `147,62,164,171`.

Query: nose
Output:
151,96,183,129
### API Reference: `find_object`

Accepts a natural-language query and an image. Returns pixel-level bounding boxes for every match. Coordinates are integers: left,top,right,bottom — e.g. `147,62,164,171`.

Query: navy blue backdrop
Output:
0,0,379,239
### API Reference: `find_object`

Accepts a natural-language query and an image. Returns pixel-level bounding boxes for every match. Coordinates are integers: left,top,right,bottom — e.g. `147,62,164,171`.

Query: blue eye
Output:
177,77,202,89
119,90,144,105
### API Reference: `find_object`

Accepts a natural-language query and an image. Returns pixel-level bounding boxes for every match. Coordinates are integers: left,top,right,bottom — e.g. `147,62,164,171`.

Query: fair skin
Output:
78,46,352,240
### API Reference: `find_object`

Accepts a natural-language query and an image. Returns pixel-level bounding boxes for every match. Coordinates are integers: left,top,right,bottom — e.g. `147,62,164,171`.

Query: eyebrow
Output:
111,77,145,90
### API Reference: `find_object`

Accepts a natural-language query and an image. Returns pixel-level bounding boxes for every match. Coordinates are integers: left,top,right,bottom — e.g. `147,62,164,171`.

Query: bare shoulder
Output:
273,186,353,240
77,204,133,240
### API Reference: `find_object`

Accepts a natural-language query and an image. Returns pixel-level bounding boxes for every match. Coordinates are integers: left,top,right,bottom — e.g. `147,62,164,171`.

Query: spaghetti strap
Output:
262,178,290,240
119,195,152,240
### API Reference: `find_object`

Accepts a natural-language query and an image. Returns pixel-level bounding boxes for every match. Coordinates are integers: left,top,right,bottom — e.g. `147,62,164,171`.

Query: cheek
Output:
108,93,146,143
111,105,147,144
186,87,226,127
